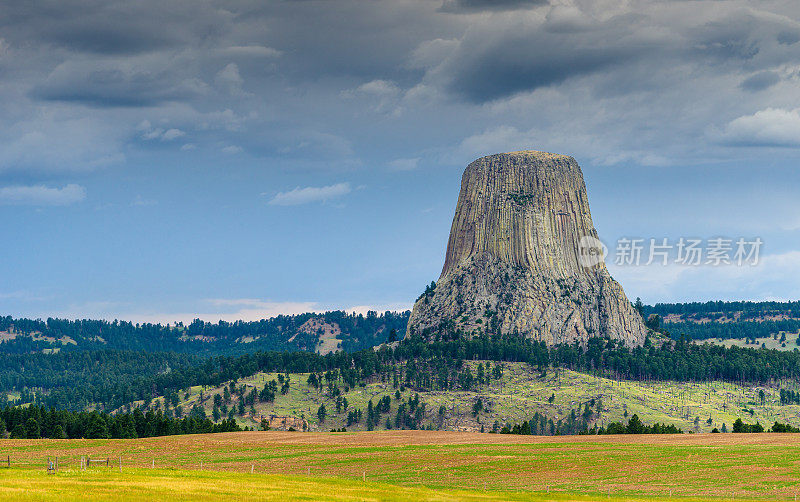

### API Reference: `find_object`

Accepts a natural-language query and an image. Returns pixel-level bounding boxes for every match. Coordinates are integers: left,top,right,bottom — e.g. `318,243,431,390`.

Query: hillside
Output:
642,300,800,342
135,361,800,435
5,302,800,438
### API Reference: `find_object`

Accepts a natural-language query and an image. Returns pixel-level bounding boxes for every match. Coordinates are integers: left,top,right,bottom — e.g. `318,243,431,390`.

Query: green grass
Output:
4,432,800,500
0,467,738,502
699,331,800,352
0,468,550,501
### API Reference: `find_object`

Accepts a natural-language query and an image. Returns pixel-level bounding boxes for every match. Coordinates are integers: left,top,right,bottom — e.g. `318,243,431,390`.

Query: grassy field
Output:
3,431,800,500
147,362,800,434
697,331,800,352
0,468,595,502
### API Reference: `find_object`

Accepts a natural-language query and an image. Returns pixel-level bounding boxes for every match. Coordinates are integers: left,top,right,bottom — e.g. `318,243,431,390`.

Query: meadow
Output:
2,431,800,501
702,331,800,352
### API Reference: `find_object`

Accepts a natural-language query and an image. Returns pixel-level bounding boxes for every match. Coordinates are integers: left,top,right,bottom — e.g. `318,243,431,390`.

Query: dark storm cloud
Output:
31,61,210,107
417,5,800,104
740,71,781,92
444,42,634,103
44,23,182,56
3,0,800,177
438,0,547,14
777,30,800,45
688,16,762,61
0,0,229,55
428,13,652,103
227,1,454,84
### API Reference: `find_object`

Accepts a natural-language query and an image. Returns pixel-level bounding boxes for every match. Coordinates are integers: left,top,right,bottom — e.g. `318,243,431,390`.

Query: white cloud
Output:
717,108,800,147
408,38,459,69
456,125,535,161
355,79,400,97
48,298,410,324
131,195,157,206
609,250,800,304
141,128,163,140
221,145,242,154
347,79,402,114
0,183,86,206
181,299,320,323
219,46,282,58
198,109,249,132
141,125,186,141
161,128,185,141
268,182,351,206
388,157,420,171
0,113,125,174
455,124,671,167
344,303,412,315
215,63,245,95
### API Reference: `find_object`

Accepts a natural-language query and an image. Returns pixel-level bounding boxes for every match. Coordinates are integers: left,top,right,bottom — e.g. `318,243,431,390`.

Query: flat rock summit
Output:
407,150,647,346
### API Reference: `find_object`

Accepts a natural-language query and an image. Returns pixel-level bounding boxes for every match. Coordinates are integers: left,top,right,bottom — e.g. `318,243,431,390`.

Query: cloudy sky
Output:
2,0,800,322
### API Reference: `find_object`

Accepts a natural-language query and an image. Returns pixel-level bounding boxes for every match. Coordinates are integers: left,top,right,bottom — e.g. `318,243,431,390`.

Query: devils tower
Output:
407,150,647,346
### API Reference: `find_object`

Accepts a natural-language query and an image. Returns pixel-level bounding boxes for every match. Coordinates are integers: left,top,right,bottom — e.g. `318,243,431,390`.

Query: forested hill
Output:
0,311,410,355
639,300,800,342
643,300,800,320
4,299,800,356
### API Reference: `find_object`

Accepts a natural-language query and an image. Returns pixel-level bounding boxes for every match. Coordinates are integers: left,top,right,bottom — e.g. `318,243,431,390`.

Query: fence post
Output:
119,456,122,473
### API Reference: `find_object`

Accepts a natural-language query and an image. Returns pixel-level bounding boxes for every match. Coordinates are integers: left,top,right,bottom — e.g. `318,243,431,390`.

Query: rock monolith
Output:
407,150,647,346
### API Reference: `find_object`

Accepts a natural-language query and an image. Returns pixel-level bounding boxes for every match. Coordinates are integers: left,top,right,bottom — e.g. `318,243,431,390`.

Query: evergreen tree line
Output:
0,351,200,409
662,320,800,341
11,333,800,412
497,412,682,436
393,334,800,384
6,300,800,357
728,418,800,433
780,389,800,405
3,347,387,411
643,300,800,318
0,311,410,355
0,405,240,439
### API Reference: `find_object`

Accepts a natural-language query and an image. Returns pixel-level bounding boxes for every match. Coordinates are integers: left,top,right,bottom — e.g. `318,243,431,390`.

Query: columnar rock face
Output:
407,150,647,346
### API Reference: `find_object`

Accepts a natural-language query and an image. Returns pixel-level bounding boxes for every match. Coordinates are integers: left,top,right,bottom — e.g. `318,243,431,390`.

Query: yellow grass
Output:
3,431,800,500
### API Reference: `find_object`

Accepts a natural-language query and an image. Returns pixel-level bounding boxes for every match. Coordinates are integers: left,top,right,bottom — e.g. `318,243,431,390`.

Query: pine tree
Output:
25,418,40,439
